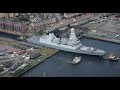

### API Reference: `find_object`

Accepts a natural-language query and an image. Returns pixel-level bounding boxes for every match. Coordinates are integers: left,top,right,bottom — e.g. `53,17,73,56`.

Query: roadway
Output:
46,13,110,33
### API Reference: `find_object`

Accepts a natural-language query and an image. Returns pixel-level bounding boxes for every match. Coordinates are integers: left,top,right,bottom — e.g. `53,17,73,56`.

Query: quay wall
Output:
18,49,59,77
83,34,120,44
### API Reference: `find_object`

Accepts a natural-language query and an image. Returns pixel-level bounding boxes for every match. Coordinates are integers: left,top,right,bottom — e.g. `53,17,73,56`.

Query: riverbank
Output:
47,13,112,33
0,37,59,77
2,47,59,77
17,48,59,77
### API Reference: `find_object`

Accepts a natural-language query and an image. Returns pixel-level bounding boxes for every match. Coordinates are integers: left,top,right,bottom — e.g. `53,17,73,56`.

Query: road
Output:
46,13,106,32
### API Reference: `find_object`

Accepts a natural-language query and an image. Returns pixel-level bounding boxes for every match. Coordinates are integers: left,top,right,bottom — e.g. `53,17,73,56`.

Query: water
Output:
0,32,19,40
19,37,120,77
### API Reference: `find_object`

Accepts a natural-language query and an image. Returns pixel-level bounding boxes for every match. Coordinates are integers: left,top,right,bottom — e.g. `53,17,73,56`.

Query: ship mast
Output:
69,28,78,41
68,28,81,45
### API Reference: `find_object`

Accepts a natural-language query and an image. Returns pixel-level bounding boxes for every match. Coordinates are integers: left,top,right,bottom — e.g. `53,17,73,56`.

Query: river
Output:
20,37,120,77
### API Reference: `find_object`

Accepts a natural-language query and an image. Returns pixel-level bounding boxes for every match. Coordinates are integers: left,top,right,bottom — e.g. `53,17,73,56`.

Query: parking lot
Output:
80,14,120,40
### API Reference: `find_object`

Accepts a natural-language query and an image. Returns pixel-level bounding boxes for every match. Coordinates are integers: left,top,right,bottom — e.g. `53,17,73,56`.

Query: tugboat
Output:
104,52,119,61
69,56,82,64
108,52,119,61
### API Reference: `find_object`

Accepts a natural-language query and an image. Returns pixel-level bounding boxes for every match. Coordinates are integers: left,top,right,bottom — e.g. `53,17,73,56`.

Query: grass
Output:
35,47,57,56
84,34,103,39
0,40,17,47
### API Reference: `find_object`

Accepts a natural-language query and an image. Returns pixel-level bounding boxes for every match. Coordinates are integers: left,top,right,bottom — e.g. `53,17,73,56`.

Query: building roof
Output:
28,52,41,59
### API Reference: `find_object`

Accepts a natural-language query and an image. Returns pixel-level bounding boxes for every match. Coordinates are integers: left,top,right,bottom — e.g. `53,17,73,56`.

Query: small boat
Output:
105,52,119,61
69,56,82,64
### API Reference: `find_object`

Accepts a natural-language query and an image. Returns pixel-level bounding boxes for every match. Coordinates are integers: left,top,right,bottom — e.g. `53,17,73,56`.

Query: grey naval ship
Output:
27,28,106,56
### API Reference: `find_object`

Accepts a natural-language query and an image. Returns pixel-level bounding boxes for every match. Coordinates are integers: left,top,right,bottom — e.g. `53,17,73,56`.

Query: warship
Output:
27,28,106,56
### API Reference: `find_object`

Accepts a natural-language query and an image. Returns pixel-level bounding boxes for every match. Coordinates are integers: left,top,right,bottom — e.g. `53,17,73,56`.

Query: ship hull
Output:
27,37,105,56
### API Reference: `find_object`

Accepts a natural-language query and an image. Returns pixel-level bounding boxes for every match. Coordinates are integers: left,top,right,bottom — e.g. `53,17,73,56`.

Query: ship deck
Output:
27,36,105,56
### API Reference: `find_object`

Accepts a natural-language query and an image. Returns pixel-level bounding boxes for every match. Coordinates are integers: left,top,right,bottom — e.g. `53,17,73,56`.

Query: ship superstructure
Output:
27,28,105,56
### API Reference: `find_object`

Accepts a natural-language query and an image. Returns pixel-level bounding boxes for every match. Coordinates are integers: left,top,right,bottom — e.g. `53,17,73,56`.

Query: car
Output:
104,17,107,19
91,21,96,24
115,35,120,38
0,64,3,67
96,20,101,23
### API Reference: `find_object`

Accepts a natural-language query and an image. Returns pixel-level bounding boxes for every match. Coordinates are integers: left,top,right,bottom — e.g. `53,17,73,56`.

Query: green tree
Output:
3,61,13,68
0,67,4,73
35,29,46,36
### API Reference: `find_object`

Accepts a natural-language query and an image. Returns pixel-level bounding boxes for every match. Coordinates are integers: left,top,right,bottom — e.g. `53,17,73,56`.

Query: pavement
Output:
82,14,120,43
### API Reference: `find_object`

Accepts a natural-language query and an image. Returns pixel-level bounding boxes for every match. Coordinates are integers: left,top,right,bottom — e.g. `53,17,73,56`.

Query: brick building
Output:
0,13,19,18
0,20,28,35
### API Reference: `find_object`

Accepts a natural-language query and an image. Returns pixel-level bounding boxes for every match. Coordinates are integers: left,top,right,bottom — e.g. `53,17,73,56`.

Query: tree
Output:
0,67,3,72
35,29,45,36
3,61,13,68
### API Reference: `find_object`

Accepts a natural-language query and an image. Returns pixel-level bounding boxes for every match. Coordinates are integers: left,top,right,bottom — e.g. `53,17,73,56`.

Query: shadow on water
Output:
0,32,19,40
21,37,120,77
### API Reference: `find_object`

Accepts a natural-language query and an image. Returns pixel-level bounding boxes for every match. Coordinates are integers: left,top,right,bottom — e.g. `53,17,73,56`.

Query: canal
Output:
21,37,120,77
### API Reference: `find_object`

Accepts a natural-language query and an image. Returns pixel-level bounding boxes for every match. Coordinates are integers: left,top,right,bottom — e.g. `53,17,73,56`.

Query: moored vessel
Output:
27,28,106,56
